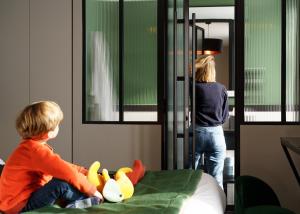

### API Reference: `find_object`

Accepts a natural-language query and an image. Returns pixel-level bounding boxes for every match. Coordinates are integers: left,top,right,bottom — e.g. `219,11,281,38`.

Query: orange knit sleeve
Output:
71,164,88,176
30,145,96,196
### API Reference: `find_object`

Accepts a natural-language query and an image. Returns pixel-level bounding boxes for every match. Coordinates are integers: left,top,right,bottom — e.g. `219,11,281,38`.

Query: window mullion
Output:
119,0,124,122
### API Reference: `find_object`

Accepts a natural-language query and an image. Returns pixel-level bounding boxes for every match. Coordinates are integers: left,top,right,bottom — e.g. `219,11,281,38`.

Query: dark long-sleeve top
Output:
193,81,229,127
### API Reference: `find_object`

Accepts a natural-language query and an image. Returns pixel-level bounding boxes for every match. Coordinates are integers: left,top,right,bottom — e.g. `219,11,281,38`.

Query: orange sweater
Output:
0,139,96,214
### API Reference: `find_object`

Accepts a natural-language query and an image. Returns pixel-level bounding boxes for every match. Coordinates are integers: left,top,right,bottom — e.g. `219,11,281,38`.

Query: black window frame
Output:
82,0,164,124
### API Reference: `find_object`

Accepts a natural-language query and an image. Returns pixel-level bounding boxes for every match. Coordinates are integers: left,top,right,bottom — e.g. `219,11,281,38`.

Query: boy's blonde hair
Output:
191,55,216,82
16,101,63,139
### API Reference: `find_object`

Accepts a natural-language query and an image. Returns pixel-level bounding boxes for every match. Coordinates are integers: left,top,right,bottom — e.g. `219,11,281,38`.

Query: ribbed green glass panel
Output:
177,81,184,134
176,1,184,77
177,138,184,169
286,0,300,121
123,1,157,104
167,0,185,169
176,0,185,170
176,0,185,137
167,0,174,169
85,0,119,121
244,0,281,121
123,0,157,121
189,0,234,7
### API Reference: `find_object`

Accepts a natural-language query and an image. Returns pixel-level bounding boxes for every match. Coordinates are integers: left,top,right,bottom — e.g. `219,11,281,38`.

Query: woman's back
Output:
194,81,228,127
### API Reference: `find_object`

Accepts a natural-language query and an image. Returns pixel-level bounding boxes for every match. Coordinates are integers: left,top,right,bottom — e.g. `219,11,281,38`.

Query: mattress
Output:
180,173,226,214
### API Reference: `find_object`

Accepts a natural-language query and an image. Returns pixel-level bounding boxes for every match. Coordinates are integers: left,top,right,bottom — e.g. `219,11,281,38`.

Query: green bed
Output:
25,170,202,214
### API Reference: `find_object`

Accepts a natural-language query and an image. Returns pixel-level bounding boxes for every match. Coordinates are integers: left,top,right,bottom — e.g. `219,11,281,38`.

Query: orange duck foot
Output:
126,160,145,186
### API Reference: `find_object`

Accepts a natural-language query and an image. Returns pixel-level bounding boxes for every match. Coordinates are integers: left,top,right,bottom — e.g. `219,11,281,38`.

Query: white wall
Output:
0,0,72,161
0,0,161,171
215,45,229,88
29,0,73,162
241,125,300,213
0,0,30,159
189,7,235,20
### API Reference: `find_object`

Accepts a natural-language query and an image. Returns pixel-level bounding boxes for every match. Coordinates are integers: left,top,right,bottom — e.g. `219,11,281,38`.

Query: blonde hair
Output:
190,55,216,82
16,101,63,139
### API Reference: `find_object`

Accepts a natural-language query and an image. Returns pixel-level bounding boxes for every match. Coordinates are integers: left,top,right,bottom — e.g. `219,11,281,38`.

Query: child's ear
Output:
47,126,59,139
47,130,55,139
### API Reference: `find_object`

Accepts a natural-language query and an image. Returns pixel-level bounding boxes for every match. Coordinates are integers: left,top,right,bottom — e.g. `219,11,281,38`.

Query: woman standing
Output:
190,55,229,189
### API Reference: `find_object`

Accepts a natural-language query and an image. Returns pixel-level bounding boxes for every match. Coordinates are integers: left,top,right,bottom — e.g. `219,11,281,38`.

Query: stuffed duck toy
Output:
114,167,134,199
87,161,134,203
101,168,124,202
87,161,105,192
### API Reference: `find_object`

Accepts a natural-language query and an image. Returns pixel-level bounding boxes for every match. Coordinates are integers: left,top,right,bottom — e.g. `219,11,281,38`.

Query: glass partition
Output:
84,0,158,123
244,0,282,122
167,0,175,169
84,0,119,121
123,0,158,121
286,0,300,122
167,0,186,170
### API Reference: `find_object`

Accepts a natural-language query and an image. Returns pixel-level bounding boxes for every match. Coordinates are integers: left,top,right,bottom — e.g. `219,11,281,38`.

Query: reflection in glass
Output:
85,0,119,121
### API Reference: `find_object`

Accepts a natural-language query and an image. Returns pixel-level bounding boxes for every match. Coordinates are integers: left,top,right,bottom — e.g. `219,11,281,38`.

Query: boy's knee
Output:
50,178,72,190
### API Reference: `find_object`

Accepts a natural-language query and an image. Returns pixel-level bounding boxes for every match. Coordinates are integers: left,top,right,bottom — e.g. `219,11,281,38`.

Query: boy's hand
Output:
94,190,104,203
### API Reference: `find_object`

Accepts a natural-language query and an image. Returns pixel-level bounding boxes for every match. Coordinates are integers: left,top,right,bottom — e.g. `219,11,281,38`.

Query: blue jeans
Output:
21,178,87,212
189,125,226,188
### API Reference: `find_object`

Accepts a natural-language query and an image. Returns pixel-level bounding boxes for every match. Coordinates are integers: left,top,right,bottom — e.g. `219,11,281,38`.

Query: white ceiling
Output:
189,7,234,46
189,7,234,19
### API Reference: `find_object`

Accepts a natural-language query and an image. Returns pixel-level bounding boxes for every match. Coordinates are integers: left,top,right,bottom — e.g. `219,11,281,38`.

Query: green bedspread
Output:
26,169,202,214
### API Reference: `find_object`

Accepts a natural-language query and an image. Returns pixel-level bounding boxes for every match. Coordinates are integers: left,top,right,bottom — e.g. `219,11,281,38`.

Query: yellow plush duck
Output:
87,161,105,192
87,161,134,202
114,167,134,199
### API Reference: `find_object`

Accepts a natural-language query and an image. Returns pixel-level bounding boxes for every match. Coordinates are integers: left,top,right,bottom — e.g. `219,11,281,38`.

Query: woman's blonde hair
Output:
190,55,216,82
16,101,63,139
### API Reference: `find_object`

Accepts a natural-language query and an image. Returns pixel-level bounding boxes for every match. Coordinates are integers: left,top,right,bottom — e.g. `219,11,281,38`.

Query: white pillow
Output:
0,159,4,165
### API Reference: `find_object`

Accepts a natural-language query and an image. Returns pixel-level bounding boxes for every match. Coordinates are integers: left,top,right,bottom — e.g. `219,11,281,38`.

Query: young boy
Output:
0,101,103,213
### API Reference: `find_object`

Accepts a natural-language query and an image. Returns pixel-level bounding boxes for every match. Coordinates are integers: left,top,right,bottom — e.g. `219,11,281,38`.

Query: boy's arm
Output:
70,164,88,176
31,145,96,196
